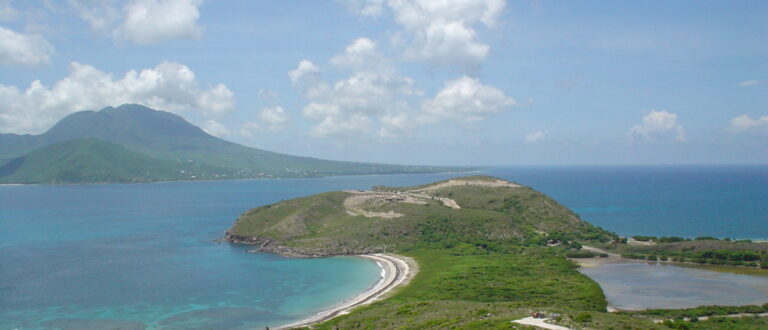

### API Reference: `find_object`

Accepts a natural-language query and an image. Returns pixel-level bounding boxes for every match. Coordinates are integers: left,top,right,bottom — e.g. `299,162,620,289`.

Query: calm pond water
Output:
580,262,768,310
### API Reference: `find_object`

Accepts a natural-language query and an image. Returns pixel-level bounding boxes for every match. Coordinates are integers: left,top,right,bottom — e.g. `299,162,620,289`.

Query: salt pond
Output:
580,262,768,310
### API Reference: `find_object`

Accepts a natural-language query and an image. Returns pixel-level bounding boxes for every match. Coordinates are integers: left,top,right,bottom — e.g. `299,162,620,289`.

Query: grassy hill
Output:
0,104,463,183
0,138,207,184
226,175,612,256
226,176,768,329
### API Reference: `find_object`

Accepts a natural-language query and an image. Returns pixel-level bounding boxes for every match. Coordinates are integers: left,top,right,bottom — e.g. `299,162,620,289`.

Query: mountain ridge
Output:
0,104,465,183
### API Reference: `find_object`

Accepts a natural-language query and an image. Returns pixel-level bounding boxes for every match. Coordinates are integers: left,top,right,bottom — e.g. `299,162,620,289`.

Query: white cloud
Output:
288,60,330,99
289,60,320,84
524,131,546,143
422,75,515,123
338,0,385,18
201,119,231,137
291,37,515,139
728,114,768,132
0,0,20,21
385,0,506,67
259,106,289,131
330,37,379,69
117,0,202,44
629,110,686,142
0,61,235,134
0,26,54,66
737,80,761,87
299,69,419,137
71,0,203,44
291,43,422,138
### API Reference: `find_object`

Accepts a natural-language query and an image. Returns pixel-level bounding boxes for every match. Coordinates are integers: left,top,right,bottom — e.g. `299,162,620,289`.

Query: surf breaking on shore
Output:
276,253,416,329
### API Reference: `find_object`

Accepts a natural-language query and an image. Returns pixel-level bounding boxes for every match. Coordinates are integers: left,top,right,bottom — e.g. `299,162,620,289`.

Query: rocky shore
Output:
223,232,389,258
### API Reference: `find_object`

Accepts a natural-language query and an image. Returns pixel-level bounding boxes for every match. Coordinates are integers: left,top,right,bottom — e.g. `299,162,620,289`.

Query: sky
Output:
0,0,766,166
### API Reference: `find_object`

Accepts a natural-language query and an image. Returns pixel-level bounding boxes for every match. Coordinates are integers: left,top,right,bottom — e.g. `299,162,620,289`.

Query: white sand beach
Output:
276,253,417,329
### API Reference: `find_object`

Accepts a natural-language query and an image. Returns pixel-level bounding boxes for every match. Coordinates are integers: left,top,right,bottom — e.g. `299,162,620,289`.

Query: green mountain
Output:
0,138,202,184
0,104,462,183
226,175,612,256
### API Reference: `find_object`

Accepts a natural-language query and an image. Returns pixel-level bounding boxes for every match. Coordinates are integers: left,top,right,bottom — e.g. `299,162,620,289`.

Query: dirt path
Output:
512,317,571,329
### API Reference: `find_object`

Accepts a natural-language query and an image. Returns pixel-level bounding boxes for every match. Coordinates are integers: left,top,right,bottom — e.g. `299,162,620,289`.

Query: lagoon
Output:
581,262,768,310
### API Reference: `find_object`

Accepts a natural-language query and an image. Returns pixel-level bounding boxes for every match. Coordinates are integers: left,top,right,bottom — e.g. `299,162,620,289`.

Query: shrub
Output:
633,235,656,242
574,312,592,322
566,251,596,258
658,236,689,243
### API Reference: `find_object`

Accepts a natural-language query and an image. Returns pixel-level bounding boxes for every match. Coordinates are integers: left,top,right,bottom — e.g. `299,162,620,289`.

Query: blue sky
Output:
0,0,766,165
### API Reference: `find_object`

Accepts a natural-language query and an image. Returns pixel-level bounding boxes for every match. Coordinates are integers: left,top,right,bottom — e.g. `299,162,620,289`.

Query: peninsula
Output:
226,176,768,329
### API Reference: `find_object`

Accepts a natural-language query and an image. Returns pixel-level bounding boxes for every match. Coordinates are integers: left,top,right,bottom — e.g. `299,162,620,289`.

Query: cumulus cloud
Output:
524,131,546,143
259,106,289,131
201,119,231,137
737,80,761,87
71,0,203,44
728,114,768,133
629,110,686,142
291,36,514,138
298,68,419,137
384,0,505,68
0,26,54,66
290,40,424,138
0,61,235,134
330,37,379,69
288,60,330,99
117,0,202,44
422,76,515,123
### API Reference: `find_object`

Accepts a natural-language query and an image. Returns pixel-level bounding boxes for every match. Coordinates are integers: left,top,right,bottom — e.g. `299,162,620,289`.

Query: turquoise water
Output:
1,166,767,328
580,262,768,310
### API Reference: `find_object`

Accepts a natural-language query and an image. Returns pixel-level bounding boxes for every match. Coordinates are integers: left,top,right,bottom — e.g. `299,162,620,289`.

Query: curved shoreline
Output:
276,253,416,329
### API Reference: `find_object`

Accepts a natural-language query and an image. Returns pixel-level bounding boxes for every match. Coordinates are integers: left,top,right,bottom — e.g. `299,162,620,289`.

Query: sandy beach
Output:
276,253,417,329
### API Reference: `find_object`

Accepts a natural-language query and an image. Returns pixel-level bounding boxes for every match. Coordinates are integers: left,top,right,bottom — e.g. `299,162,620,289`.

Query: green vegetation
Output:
0,138,202,184
227,176,768,329
607,240,768,268
227,176,616,255
674,316,768,329
620,304,768,320
0,104,463,184
229,177,672,328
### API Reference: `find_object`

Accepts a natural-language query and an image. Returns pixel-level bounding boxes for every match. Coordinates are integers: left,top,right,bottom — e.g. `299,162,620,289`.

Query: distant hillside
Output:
0,138,205,184
0,104,463,183
226,176,612,256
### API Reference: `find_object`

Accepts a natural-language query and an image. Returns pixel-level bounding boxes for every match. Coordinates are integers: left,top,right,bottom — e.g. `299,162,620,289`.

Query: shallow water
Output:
580,262,768,310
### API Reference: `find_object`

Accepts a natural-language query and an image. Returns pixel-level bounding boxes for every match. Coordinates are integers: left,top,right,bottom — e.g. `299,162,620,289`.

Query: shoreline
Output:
276,253,416,329
575,245,768,271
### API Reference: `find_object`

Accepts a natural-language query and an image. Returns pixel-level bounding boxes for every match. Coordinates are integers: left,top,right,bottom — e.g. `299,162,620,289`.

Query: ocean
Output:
1,165,766,328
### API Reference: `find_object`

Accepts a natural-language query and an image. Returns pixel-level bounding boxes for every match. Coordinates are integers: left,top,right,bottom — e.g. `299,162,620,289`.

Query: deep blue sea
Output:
1,165,767,329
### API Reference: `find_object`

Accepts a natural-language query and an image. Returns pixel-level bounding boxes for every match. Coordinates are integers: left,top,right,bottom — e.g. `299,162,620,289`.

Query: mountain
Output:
0,138,203,184
225,175,612,256
0,104,462,183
